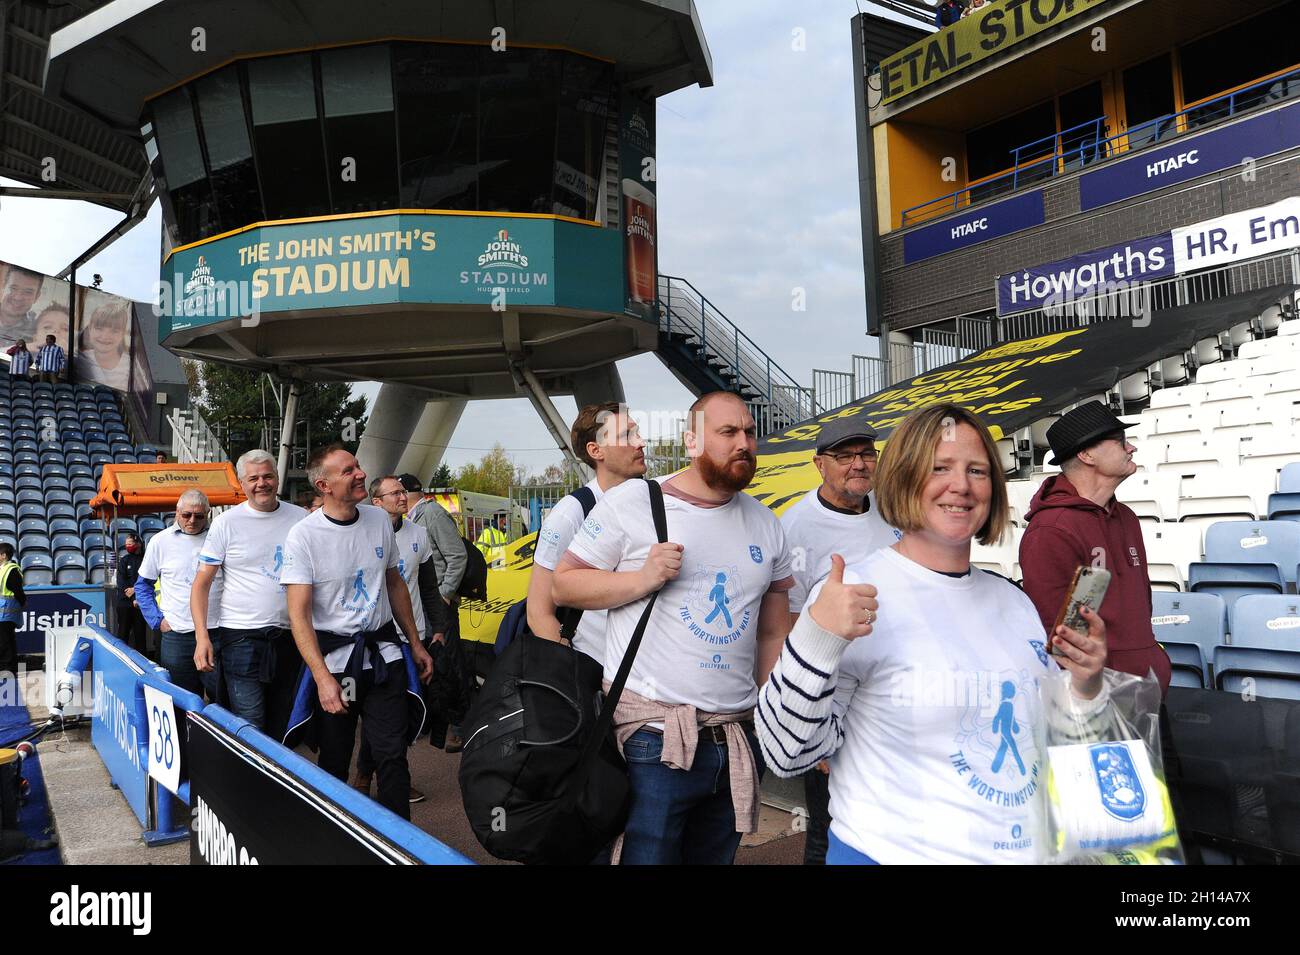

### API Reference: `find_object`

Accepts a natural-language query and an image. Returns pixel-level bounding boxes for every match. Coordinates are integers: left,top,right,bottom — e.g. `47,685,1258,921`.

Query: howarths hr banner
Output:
619,91,658,321
878,0,1109,104
160,212,623,337
1079,100,1300,211
903,190,1045,264
997,233,1175,315
1172,196,1300,272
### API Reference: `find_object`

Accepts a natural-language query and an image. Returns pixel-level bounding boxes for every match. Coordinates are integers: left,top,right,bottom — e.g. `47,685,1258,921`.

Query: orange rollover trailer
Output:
89,462,246,517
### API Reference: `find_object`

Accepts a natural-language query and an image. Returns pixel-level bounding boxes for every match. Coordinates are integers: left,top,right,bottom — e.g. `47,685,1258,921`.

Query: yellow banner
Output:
879,0,1108,105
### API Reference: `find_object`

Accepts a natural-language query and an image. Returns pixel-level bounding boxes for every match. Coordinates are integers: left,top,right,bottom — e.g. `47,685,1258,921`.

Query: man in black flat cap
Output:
1019,401,1171,694
780,416,900,864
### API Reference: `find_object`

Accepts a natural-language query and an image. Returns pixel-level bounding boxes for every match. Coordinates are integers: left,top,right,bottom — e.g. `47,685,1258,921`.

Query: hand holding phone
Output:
1051,566,1110,656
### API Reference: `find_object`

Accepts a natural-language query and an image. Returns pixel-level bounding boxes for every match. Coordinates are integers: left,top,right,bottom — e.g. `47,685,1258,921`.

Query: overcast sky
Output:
0,1,881,476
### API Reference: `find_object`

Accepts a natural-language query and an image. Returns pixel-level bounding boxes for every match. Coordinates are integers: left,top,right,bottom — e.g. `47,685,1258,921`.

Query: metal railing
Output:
167,407,228,464
998,248,1300,342
658,274,812,429
900,66,1300,228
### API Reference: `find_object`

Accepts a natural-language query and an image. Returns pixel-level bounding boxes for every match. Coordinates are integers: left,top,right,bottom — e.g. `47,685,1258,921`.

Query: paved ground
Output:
399,740,808,865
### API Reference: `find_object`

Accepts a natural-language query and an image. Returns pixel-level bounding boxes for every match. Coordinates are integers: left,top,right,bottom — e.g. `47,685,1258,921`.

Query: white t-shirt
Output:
280,506,402,674
393,515,435,641
139,525,221,633
780,489,901,614
806,547,1058,864
533,479,607,661
566,478,793,713
198,500,306,630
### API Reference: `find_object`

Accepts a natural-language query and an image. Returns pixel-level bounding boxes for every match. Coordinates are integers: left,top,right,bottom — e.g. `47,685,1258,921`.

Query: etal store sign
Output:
903,190,1045,264
878,0,1109,105
161,211,623,337
1079,100,1300,211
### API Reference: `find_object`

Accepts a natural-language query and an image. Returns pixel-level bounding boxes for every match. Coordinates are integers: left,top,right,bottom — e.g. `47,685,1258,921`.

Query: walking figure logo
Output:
397,557,407,579
351,570,371,604
704,572,732,628
271,545,283,575
990,681,1025,776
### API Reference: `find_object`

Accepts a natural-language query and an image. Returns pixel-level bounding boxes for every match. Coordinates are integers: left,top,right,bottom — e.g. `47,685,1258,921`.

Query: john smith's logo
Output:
749,545,763,564
184,255,215,296
1090,743,1147,821
460,228,549,295
477,229,529,269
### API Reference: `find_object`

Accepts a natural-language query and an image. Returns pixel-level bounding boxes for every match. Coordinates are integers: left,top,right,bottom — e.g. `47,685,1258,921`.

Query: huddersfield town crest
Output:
749,545,763,564
375,546,384,559
1090,743,1146,821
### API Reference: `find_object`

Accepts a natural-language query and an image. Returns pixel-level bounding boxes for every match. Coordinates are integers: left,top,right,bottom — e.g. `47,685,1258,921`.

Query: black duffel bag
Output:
458,479,666,864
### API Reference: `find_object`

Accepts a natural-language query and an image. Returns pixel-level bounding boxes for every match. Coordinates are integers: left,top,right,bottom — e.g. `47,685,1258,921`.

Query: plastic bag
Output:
1038,668,1184,864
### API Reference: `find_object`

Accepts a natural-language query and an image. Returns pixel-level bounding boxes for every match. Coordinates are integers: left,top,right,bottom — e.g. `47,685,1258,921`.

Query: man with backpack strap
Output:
527,402,647,663
553,392,794,865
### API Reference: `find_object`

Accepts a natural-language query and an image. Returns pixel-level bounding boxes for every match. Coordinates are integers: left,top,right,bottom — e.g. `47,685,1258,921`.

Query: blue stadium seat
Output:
81,533,107,556
1189,561,1285,613
1269,493,1300,523
16,503,45,522
1163,642,1207,688
109,442,133,456
90,454,112,468
15,489,42,507
50,532,81,556
137,516,164,534
45,490,73,506
14,452,37,466
14,476,40,492
110,518,138,536
1230,595,1300,650
86,551,107,584
0,505,15,524
1204,521,1300,587
53,552,87,586
67,463,92,479
1281,463,1300,494
79,518,105,536
142,530,159,548
70,479,96,496
65,453,90,468
63,441,87,456
87,441,110,456
41,465,68,480
19,552,53,586
19,535,51,557
46,503,75,521
135,452,156,463
0,519,15,539
1213,646,1300,701
113,453,136,464
48,517,77,536
1152,591,1229,667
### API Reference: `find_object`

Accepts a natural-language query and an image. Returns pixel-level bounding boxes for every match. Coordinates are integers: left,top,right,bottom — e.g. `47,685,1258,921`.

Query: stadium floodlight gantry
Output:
43,0,713,478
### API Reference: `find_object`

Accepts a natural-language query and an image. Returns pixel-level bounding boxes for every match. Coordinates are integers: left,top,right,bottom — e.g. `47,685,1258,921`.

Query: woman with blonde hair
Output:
76,301,130,389
757,403,1108,864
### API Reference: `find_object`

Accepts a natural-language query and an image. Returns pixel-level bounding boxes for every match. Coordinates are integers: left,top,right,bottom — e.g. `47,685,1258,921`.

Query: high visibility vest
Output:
0,560,22,625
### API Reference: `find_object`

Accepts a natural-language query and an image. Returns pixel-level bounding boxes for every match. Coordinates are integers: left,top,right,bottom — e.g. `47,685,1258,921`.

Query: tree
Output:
190,361,368,464
453,444,516,496
429,463,454,488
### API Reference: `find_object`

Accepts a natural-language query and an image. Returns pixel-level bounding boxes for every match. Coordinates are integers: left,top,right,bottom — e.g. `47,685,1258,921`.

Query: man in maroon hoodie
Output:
1020,401,1172,695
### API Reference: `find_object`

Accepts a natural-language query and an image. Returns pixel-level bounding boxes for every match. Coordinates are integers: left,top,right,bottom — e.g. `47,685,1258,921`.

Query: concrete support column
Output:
356,383,431,481
398,398,467,483
887,329,916,383
570,361,626,409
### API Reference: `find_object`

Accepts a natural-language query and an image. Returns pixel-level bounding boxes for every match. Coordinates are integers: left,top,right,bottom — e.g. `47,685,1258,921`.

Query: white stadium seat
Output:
1194,335,1223,365
1028,416,1058,451
1236,338,1271,360
1226,321,1254,353
1152,408,1201,438
1117,472,1181,523
1141,521,1204,591
1257,304,1284,336
1177,468,1275,536
1006,478,1039,526
1156,434,1240,475
1196,360,1246,384
1119,369,1150,405
1238,433,1300,473
1150,384,1206,411
1155,354,1190,387
1247,352,1300,378
1281,321,1300,336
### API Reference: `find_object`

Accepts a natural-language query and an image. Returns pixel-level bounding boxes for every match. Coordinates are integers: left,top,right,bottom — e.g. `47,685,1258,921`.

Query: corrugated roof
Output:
1,0,148,211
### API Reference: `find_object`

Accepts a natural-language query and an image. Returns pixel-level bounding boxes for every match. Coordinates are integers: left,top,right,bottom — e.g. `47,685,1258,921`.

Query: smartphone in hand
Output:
1050,566,1110,655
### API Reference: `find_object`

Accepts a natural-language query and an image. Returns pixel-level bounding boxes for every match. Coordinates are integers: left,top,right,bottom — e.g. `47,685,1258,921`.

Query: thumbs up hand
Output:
808,554,879,641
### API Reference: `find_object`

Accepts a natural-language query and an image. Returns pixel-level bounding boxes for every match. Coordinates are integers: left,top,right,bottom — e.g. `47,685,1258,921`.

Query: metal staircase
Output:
655,275,814,436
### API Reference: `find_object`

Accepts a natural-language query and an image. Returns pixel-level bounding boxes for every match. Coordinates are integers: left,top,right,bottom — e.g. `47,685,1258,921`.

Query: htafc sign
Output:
1079,100,1300,211
879,0,1109,105
903,191,1045,264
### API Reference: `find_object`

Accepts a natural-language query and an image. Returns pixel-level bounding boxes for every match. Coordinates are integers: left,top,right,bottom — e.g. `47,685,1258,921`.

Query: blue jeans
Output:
199,627,269,728
160,630,203,697
620,726,761,865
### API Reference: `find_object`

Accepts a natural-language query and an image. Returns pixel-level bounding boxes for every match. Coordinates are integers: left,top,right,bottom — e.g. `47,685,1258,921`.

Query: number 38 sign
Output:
143,684,182,794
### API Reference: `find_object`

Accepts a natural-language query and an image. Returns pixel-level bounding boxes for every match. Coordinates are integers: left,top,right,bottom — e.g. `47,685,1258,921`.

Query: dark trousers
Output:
0,621,17,677
802,766,832,865
113,602,147,654
264,629,302,742
316,665,411,820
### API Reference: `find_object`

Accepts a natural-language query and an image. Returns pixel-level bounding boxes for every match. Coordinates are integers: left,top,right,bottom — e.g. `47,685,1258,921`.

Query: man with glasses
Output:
351,474,447,803
191,450,306,734
135,489,222,696
779,417,900,865
1020,402,1171,693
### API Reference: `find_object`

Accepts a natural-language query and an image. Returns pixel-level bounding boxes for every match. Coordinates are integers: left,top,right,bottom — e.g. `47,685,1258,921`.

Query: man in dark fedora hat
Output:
1018,401,1171,694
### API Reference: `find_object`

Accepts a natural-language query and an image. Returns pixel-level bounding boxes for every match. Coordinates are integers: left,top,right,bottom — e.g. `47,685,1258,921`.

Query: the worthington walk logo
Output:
49,885,152,935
